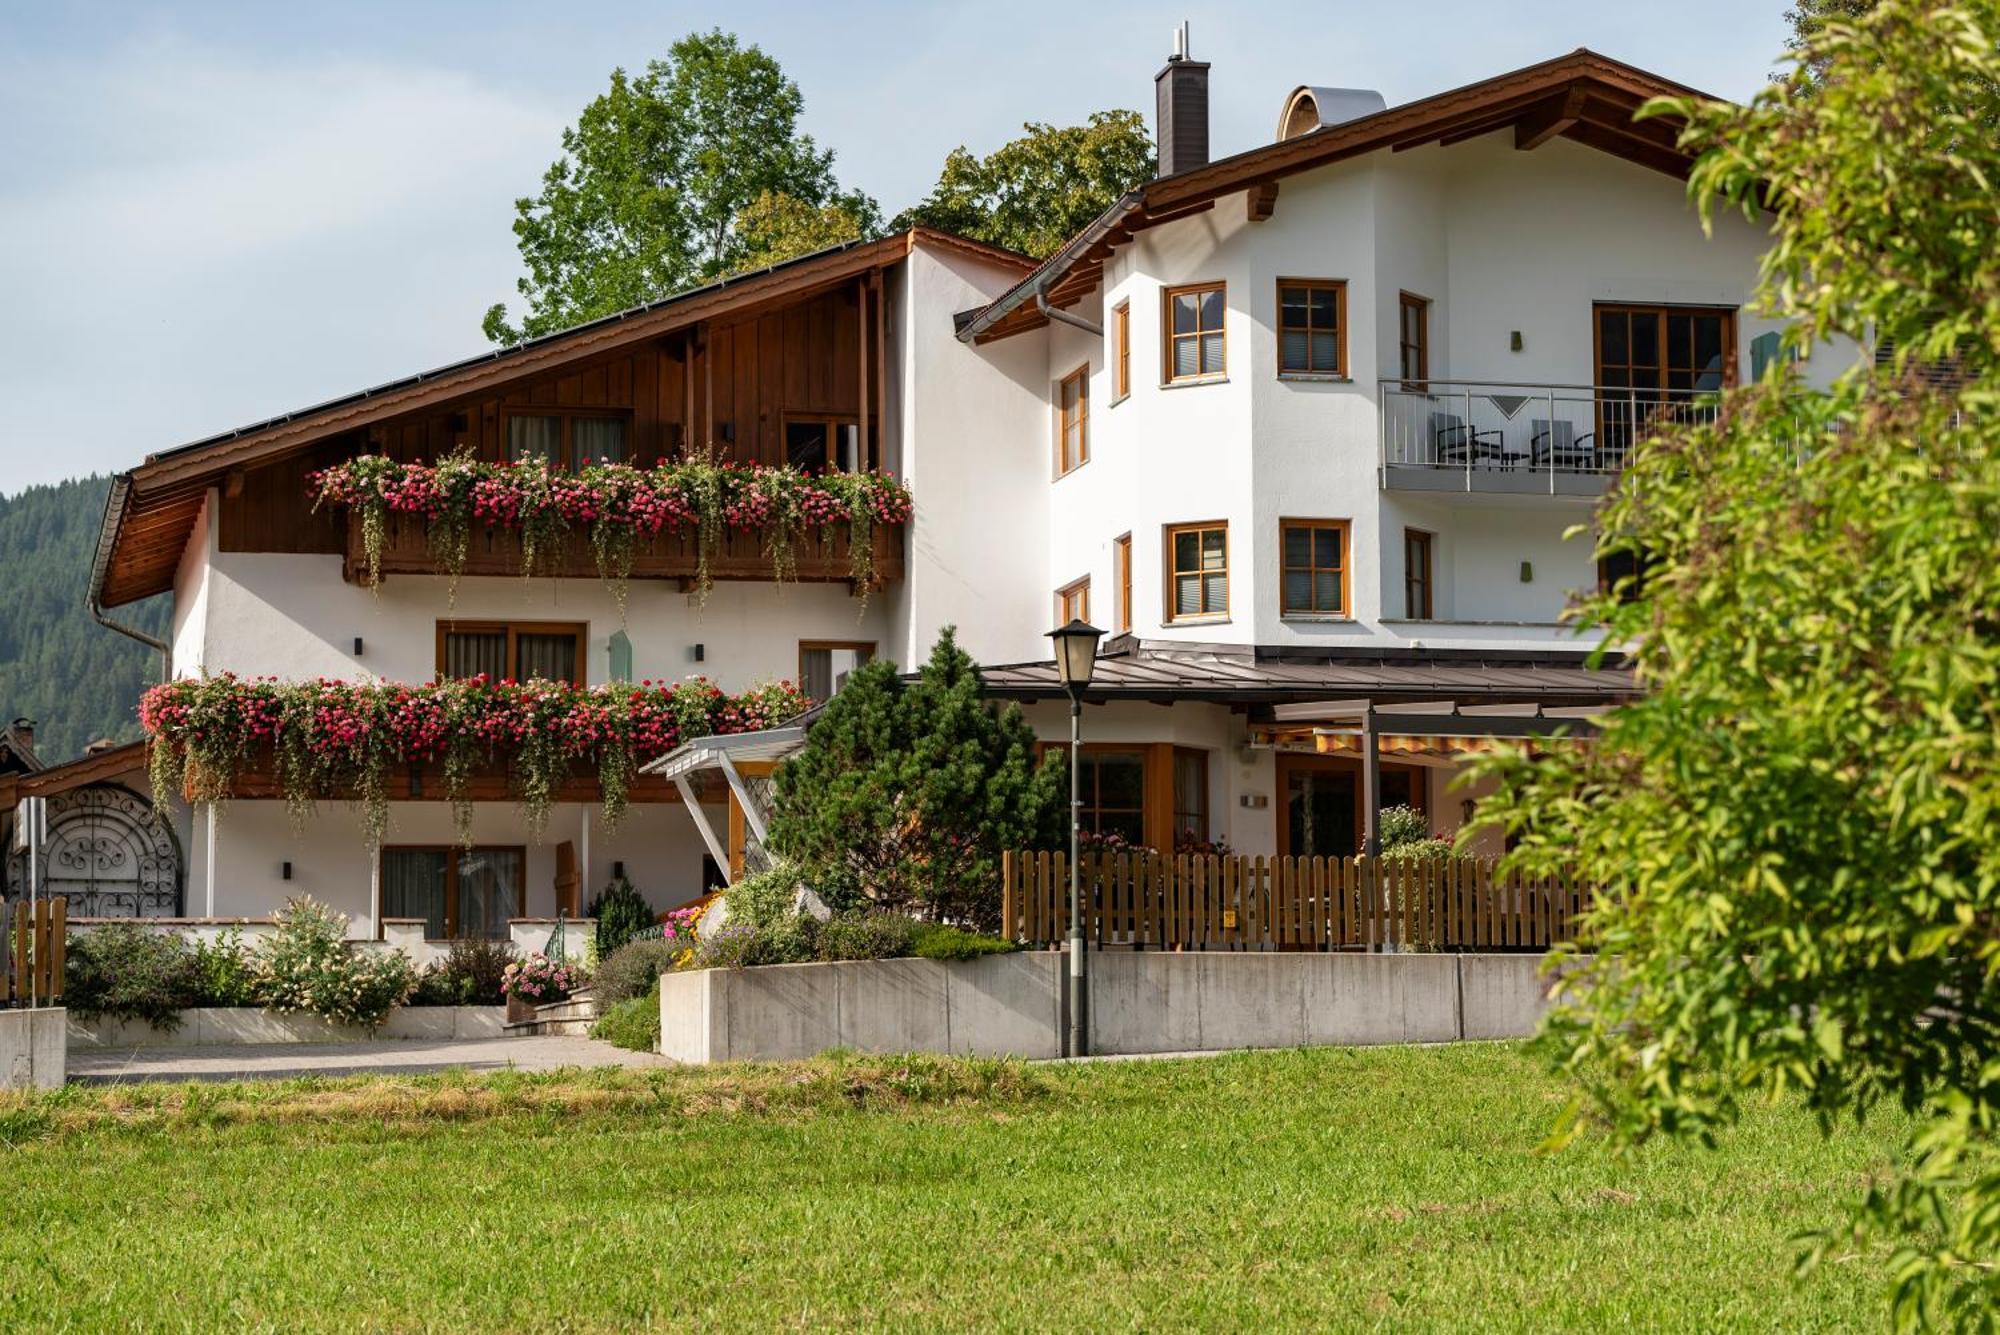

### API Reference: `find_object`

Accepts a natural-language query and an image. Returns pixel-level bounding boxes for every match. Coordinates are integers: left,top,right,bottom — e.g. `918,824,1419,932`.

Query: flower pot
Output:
505,993,537,1025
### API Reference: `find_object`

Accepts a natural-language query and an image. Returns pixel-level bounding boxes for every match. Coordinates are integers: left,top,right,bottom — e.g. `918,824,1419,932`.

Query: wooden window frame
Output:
1113,533,1133,634
1171,745,1210,844
1054,364,1090,476
381,844,527,942
1276,279,1348,378
1111,302,1132,402
1162,281,1227,385
797,639,876,687
1398,292,1430,390
1163,521,1230,623
1591,303,1739,392
781,413,867,474
436,620,587,686
1278,518,1351,618
1403,529,1435,621
499,406,633,472
1056,577,1091,626
1036,741,1181,852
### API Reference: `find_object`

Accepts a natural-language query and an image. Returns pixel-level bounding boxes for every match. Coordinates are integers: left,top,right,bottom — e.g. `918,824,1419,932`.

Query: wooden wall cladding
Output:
219,283,874,556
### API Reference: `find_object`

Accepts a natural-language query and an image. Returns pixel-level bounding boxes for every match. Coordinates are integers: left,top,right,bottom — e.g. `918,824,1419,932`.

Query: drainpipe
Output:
1035,281,1103,339
88,474,171,683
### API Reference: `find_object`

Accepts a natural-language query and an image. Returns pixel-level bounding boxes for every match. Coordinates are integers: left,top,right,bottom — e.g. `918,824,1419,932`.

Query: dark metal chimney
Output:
1154,21,1210,178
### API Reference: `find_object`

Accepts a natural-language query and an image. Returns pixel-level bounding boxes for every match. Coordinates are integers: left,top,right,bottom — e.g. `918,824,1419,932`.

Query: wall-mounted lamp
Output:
1519,561,1534,583
353,637,364,656
408,765,424,798
281,861,293,881
612,860,626,881
718,421,735,443
1509,330,1524,352
692,643,705,663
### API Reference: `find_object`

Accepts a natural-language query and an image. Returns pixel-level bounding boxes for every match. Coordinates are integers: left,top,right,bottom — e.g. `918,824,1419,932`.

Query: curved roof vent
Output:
1278,86,1388,140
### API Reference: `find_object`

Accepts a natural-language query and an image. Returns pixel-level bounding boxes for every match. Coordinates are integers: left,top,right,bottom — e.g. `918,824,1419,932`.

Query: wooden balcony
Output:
343,512,905,591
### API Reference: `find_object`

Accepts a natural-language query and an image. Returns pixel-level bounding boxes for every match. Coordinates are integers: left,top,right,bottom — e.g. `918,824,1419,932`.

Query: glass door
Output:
1595,305,1734,460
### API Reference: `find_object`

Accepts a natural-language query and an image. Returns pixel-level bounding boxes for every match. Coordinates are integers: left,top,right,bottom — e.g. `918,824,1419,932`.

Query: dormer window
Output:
504,408,629,471
1164,282,1226,383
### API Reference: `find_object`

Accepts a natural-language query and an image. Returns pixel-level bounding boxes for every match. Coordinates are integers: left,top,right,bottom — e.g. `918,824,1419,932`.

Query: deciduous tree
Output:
483,30,877,343
1473,3,2000,1323
898,111,1154,259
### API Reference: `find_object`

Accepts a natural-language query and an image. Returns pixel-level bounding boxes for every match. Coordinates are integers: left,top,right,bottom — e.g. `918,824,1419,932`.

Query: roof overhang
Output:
92,227,1033,609
642,725,809,782
962,48,1721,344
977,642,1637,713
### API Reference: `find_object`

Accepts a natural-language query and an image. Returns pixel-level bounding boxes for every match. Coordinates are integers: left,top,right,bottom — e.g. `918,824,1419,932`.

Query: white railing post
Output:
1464,385,1475,491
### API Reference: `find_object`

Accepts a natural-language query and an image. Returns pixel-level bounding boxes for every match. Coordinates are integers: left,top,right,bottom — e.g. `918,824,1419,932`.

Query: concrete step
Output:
502,989,602,1037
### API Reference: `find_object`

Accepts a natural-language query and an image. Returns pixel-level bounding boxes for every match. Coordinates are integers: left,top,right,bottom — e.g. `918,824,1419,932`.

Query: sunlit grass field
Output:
0,1044,1903,1330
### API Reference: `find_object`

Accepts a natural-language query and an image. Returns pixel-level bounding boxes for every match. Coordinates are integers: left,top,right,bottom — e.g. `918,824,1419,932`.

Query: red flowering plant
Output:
141,673,813,846
311,451,914,610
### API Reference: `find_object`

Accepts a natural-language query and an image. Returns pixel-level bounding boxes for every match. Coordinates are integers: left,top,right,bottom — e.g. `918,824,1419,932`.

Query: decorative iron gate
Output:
6,783,183,917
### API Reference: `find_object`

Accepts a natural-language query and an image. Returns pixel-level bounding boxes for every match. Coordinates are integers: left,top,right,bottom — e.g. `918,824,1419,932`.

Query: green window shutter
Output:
1750,331,1781,381
607,630,633,683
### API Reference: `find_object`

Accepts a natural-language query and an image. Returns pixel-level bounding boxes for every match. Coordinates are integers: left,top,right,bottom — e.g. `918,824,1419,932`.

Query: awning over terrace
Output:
642,726,807,886
980,641,1634,852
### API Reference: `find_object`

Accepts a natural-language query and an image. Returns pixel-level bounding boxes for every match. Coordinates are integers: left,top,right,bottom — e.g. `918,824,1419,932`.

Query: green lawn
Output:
0,1045,1902,1330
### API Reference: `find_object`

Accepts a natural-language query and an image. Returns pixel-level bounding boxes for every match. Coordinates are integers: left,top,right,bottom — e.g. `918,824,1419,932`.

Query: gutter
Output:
955,193,1143,343
88,474,170,683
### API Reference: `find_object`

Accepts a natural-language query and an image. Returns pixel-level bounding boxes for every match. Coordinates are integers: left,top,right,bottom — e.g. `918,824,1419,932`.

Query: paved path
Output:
69,1036,676,1084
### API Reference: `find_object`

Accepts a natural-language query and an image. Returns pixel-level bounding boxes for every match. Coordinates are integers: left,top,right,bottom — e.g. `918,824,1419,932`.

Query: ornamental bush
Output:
767,628,1064,928
140,673,810,844
251,897,415,1028
593,938,682,1006
63,923,194,1030
409,938,517,1006
723,861,804,928
590,982,663,1053
1377,804,1453,864
311,452,914,601
586,876,654,957
185,929,257,1007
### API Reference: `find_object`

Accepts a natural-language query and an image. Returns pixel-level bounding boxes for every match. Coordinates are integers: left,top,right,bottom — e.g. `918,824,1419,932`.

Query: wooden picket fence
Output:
2,897,66,1005
1000,852,1585,952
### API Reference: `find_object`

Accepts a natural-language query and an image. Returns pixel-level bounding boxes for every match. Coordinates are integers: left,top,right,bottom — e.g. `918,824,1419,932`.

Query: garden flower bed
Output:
140,673,810,841
312,453,914,602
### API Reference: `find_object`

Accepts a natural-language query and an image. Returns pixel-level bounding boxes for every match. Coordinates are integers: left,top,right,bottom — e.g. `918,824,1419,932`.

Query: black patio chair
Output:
1429,411,1505,467
1528,419,1596,470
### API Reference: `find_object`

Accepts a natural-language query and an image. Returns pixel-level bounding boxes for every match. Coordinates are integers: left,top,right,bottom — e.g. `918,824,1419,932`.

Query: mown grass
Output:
0,1044,1904,1330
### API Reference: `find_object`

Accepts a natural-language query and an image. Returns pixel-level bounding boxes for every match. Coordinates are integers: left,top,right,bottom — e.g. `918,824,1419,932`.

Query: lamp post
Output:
1047,617,1103,1058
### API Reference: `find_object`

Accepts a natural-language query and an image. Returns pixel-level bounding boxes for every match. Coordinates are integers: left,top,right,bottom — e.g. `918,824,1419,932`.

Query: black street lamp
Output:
1047,617,1103,1057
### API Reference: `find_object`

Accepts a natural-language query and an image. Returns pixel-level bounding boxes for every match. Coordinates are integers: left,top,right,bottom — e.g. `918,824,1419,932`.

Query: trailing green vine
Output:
140,674,813,848
311,455,913,614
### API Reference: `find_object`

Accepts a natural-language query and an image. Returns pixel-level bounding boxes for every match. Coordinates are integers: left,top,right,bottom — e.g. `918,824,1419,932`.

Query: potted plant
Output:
499,952,581,1023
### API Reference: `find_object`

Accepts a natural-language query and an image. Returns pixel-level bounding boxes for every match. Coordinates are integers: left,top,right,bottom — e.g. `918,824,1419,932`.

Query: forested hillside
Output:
0,477,169,764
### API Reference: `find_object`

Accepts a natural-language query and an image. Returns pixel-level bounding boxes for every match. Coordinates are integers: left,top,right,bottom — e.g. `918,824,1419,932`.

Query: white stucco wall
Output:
195,796,724,938
194,553,888,692
889,244,1053,670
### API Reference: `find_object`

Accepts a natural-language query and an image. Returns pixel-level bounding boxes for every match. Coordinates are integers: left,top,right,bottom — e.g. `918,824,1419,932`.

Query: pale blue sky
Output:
0,1,1794,492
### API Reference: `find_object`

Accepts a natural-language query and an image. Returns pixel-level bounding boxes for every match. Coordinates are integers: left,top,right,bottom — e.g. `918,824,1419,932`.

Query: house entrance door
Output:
1278,757,1357,858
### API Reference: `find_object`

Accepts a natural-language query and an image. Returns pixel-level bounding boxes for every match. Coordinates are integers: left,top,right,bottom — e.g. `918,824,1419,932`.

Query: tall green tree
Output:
483,30,878,343
726,189,871,276
1473,2,2000,1324
767,629,1062,928
898,111,1155,259
0,477,169,763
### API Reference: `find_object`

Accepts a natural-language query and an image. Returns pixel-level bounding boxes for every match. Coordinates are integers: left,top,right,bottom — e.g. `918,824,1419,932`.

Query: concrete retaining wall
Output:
1,1007,66,1089
66,1005,506,1049
660,951,1569,1063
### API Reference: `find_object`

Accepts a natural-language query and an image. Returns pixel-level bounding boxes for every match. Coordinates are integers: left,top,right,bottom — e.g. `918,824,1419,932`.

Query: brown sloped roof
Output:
960,49,1720,344
978,642,1636,710
93,228,1034,609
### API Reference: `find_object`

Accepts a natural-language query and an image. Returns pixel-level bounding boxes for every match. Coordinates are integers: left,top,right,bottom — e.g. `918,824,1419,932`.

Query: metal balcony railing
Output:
1379,379,1720,496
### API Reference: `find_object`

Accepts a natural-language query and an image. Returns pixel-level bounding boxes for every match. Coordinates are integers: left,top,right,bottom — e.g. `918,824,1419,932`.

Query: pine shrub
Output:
587,876,654,956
